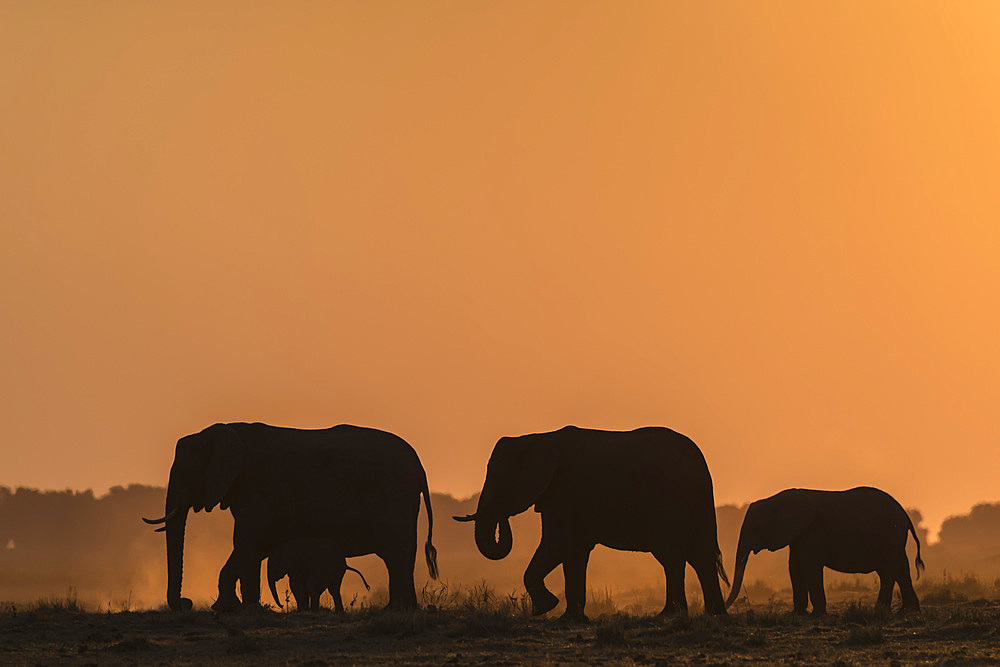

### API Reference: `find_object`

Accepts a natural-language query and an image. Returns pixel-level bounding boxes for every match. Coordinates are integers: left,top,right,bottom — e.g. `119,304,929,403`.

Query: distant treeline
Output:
1,485,998,609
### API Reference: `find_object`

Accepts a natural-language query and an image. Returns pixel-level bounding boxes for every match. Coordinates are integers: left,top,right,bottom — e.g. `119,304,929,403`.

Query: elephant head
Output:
726,489,816,608
142,423,245,611
453,435,558,560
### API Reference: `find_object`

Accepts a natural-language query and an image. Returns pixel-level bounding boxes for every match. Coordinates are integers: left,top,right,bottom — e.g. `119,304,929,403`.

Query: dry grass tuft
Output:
593,614,628,646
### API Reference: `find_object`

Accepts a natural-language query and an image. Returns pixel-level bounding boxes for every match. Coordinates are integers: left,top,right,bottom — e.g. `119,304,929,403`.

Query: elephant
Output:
454,426,730,621
725,486,924,615
266,537,371,612
142,422,438,611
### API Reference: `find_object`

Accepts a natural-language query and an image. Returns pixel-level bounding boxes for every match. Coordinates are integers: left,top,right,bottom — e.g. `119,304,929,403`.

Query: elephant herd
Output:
143,422,924,619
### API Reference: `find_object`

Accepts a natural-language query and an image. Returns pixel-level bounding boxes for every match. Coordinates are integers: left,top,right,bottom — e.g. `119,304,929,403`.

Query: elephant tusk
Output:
154,526,167,533
143,507,180,525
452,514,477,522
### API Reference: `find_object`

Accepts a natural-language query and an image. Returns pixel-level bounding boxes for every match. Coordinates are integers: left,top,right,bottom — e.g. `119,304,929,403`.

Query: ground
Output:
3,591,1000,665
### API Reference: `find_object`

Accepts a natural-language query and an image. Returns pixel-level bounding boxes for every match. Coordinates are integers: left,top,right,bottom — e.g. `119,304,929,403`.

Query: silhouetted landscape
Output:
1,485,998,611
6,1,1000,662
4,485,1000,664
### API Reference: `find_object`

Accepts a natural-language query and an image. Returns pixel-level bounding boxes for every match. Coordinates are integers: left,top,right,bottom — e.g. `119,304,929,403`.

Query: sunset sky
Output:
2,2,998,540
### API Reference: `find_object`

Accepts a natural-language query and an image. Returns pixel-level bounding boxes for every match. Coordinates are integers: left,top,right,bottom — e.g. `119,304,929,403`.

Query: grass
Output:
844,626,884,645
593,614,628,646
840,600,891,626
25,587,86,613
3,586,1000,665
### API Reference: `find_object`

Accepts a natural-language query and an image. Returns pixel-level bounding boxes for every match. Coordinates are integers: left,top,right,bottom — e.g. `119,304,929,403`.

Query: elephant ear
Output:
505,436,559,516
771,491,817,549
203,424,244,512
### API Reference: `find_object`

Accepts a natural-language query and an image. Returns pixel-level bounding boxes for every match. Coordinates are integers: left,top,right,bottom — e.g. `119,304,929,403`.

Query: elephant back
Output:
233,423,427,530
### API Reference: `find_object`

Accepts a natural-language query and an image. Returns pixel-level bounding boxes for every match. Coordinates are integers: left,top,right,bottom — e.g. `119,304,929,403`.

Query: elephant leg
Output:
560,546,593,622
523,519,564,616
653,552,687,615
875,569,895,610
235,552,263,609
212,551,242,612
306,574,323,612
285,574,306,611
806,566,826,616
895,554,920,613
383,527,419,609
788,548,809,615
331,570,346,614
309,589,322,612
691,550,726,615
228,515,269,609
331,586,345,614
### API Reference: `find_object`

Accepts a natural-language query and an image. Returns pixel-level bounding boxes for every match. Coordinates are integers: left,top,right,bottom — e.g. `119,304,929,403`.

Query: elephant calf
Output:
726,486,924,615
267,537,371,612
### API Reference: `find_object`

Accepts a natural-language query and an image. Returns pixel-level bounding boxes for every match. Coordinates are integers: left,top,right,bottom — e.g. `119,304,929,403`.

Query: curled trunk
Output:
474,516,513,560
725,545,751,609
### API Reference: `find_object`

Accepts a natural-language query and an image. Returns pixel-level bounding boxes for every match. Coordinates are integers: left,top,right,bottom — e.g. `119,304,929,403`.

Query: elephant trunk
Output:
474,516,513,560
725,540,751,609
164,481,193,611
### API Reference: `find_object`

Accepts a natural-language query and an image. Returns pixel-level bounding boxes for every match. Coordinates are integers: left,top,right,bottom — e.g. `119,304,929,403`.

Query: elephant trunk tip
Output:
724,586,742,609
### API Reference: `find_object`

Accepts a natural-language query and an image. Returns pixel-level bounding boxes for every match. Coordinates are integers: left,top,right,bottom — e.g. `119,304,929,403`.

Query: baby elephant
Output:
726,486,924,615
267,537,370,612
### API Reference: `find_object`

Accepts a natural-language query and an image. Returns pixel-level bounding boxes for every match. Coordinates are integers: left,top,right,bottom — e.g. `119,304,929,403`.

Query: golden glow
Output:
2,2,999,540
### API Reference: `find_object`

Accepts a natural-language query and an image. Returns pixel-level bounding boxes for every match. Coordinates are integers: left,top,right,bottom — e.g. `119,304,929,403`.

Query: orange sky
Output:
2,2,999,539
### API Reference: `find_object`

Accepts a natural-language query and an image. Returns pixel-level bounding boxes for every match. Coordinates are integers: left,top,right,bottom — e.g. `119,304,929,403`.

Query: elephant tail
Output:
907,515,925,580
346,565,371,591
716,549,731,588
421,472,440,580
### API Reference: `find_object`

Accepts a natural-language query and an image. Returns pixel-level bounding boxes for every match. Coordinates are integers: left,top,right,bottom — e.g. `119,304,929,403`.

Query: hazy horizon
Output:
8,482,1000,611
0,475,988,543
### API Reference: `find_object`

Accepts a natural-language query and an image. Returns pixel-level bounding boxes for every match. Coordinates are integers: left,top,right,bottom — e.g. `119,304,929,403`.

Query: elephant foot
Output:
236,600,265,614
168,596,194,612
211,593,241,613
808,609,827,618
528,588,560,616
558,610,590,624
385,596,420,611
657,606,687,618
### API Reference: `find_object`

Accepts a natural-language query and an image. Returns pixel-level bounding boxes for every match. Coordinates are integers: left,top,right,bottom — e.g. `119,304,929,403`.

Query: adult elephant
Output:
725,487,924,615
142,422,438,611
454,426,729,620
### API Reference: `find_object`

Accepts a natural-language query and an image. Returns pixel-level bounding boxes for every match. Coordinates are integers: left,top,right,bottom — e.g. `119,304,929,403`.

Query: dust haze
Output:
2,485,998,611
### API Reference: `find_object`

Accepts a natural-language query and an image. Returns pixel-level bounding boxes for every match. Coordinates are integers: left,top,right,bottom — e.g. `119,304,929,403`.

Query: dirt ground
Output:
2,598,1000,665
